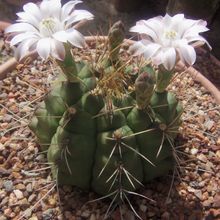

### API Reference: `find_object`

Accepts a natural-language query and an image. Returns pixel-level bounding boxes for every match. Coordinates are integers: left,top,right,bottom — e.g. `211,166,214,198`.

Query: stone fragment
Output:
13,189,24,199
3,180,13,192
81,210,90,218
161,211,170,219
213,194,220,208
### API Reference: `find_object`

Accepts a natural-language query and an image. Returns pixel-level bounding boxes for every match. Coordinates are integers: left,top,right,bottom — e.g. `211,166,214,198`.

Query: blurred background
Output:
0,0,220,59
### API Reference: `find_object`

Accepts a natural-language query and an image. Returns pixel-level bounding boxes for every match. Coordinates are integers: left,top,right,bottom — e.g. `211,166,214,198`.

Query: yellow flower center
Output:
39,17,60,37
164,30,177,40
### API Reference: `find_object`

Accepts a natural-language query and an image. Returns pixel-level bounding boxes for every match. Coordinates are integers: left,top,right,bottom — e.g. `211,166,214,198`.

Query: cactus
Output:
29,21,182,208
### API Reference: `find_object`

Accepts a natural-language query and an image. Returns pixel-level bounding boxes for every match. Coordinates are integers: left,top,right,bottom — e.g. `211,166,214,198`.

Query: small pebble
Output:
4,208,12,218
42,209,53,220
28,194,37,203
90,214,96,220
161,211,170,219
13,189,24,199
16,183,26,190
194,190,203,200
81,210,90,218
3,181,13,192
26,183,33,193
140,204,147,212
24,208,32,218
19,198,29,210
190,148,198,155
29,217,38,220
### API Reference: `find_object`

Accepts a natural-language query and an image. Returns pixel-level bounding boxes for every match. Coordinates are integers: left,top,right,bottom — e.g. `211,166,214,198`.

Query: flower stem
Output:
155,69,173,93
56,44,78,82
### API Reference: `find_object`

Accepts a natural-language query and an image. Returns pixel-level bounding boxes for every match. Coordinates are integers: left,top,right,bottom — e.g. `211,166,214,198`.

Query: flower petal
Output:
161,48,176,70
66,10,94,27
168,14,184,32
36,38,51,59
16,12,40,28
15,38,37,60
51,40,65,60
178,44,196,65
10,32,38,46
5,23,37,33
143,43,161,59
61,0,82,20
129,41,161,59
23,2,42,20
187,35,212,50
130,21,158,42
53,31,68,43
40,0,61,18
65,28,85,48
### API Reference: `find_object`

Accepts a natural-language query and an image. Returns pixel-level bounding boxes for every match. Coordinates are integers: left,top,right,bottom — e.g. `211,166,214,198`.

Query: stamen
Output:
164,30,177,40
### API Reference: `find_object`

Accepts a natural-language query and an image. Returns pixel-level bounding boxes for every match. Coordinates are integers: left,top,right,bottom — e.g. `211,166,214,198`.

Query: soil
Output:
0,28,220,220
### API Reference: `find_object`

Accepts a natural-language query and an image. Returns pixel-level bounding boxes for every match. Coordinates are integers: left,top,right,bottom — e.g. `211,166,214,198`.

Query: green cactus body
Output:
29,23,183,201
29,63,96,150
30,72,182,195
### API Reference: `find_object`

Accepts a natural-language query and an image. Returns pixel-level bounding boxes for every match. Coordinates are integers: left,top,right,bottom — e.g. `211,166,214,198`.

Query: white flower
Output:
5,0,93,60
129,14,211,70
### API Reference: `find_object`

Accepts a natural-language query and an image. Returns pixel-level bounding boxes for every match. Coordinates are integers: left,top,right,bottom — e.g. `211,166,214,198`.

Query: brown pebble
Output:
210,208,220,217
161,211,170,219
19,198,29,210
213,193,220,208
28,194,37,203
16,183,26,191
4,208,12,218
13,189,24,199
203,198,213,207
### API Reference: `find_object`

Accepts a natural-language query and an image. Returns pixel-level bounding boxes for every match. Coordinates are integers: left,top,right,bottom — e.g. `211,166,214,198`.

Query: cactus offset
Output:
29,21,182,206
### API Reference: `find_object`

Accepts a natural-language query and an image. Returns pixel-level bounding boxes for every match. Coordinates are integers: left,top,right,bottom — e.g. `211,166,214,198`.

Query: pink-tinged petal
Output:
65,28,85,48
5,23,37,33
10,32,38,46
66,10,94,26
23,2,42,20
53,31,68,42
51,40,65,60
61,0,82,20
15,38,37,60
36,38,51,60
161,48,176,70
187,35,212,49
16,12,40,28
178,44,196,65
